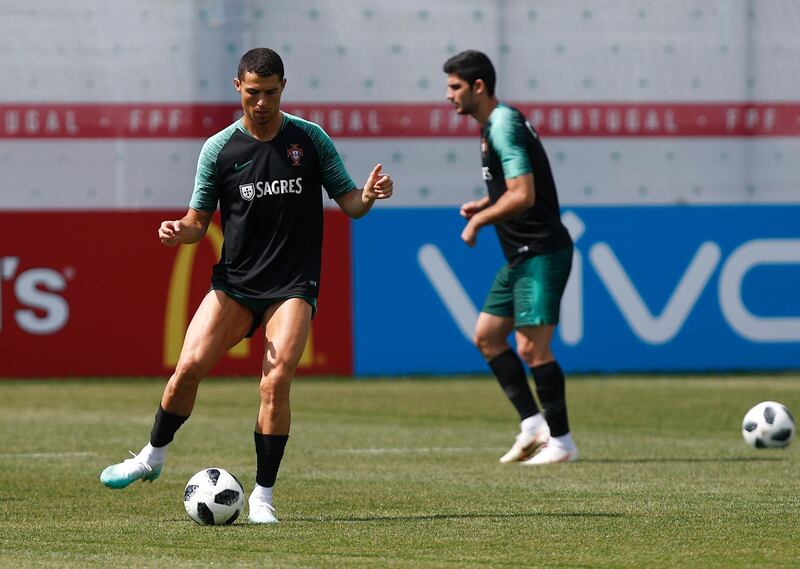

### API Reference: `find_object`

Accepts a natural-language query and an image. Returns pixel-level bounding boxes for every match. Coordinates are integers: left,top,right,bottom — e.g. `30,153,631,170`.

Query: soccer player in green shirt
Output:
443,50,577,465
100,48,393,523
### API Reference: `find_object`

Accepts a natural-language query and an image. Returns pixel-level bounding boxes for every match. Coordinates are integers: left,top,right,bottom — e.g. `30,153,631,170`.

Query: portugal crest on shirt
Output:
239,183,255,201
287,144,304,166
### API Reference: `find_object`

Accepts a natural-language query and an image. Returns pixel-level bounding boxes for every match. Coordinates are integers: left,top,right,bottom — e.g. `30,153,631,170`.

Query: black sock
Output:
531,361,570,437
149,405,189,447
254,433,289,488
488,349,540,421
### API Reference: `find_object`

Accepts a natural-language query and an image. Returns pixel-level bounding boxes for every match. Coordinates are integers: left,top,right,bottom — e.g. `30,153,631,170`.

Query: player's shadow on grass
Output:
289,511,623,523
165,512,623,525
583,456,786,464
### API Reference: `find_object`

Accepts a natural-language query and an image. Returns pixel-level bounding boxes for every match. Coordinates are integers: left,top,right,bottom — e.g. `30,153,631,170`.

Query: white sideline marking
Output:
0,451,95,459
329,447,499,455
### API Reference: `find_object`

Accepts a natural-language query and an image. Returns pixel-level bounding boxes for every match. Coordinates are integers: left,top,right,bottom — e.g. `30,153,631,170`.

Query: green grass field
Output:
1,375,798,568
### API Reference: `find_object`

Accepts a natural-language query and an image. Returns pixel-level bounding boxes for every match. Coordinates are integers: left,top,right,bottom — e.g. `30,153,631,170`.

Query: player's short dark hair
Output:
238,48,284,80
443,50,496,96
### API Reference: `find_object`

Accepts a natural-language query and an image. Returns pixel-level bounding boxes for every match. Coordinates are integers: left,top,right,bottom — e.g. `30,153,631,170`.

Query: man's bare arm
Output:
461,173,534,246
158,208,215,247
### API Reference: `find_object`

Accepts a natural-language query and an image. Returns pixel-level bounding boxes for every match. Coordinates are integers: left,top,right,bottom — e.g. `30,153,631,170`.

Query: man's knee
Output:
474,331,506,358
516,342,553,367
516,342,535,365
173,357,207,385
259,363,295,402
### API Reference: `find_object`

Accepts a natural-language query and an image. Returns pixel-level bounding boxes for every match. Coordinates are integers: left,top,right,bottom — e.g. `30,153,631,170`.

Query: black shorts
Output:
211,286,317,338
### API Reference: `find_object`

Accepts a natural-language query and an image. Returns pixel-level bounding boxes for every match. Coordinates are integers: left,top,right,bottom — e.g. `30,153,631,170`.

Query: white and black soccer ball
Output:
183,468,245,525
741,401,795,449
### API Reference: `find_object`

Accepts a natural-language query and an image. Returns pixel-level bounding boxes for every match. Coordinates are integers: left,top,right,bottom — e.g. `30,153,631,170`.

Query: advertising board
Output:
0,210,353,377
353,206,800,374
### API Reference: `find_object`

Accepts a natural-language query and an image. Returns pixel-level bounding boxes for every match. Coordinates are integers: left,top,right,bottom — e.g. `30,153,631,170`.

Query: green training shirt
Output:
190,113,356,300
481,103,572,261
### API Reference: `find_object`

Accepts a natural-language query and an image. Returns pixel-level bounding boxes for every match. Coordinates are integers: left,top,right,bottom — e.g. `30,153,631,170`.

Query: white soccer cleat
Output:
499,425,550,463
522,442,578,465
248,500,279,524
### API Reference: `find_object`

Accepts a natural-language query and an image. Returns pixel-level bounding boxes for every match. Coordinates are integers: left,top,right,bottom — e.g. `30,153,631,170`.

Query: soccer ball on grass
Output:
183,468,245,525
741,401,795,449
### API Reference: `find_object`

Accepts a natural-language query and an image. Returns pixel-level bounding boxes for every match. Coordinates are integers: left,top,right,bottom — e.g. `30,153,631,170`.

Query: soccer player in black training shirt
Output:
443,50,577,465
100,48,393,523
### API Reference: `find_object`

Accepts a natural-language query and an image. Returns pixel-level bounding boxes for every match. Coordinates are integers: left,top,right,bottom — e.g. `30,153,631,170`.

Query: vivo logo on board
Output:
419,212,800,347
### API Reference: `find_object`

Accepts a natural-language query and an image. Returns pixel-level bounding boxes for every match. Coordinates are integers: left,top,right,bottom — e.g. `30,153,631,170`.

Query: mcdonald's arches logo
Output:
162,221,315,368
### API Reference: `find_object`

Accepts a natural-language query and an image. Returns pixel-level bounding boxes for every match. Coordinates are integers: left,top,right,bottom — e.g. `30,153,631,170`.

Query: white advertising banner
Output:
1,0,799,210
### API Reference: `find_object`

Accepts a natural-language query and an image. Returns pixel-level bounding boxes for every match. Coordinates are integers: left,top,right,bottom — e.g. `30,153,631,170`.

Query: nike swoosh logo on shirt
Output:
234,159,254,171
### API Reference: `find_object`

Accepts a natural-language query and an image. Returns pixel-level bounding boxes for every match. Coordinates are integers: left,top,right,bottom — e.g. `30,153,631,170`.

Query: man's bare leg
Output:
101,290,252,488
516,325,578,465
249,298,312,523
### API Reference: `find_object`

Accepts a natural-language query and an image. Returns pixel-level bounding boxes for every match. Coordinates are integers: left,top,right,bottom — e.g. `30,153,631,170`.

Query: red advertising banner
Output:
0,210,353,377
1,102,798,139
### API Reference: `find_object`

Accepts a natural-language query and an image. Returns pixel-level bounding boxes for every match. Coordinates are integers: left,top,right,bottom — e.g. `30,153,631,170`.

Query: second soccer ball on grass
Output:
741,401,795,449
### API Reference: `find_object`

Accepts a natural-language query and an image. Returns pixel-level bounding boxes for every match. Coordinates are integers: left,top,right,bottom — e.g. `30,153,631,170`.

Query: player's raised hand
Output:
158,219,184,247
363,163,393,201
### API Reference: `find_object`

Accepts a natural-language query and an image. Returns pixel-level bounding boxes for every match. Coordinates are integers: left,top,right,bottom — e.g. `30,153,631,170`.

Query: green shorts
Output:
213,286,317,338
482,245,573,328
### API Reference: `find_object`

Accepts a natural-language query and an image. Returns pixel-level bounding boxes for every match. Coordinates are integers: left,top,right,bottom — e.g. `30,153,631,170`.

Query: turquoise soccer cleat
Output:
100,451,163,489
